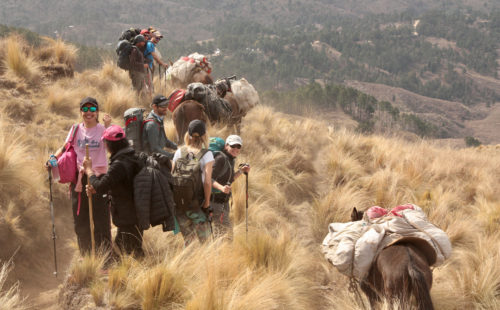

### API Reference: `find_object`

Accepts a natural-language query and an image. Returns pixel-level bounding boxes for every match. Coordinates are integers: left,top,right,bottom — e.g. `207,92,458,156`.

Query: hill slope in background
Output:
1,0,497,46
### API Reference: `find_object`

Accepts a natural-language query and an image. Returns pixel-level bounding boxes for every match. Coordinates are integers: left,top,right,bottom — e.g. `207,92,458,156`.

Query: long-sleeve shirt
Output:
142,111,177,158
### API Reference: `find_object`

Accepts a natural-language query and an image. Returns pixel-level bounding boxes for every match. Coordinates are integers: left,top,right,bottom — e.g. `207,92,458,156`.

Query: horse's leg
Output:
360,280,379,310
407,245,434,310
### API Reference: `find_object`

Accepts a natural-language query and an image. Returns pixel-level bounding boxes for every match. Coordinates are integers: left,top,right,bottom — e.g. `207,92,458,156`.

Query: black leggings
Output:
115,225,144,258
71,175,111,256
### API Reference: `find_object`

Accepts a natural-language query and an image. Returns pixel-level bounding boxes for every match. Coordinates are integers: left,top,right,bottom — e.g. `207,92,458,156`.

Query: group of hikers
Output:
46,95,250,262
117,26,171,95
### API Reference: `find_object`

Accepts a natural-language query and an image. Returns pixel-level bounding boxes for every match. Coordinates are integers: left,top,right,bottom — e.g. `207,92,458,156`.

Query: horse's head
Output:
350,207,364,222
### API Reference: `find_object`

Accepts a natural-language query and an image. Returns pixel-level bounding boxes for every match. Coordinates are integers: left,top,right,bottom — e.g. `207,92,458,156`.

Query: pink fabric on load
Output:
390,204,415,217
65,123,108,169
366,206,389,219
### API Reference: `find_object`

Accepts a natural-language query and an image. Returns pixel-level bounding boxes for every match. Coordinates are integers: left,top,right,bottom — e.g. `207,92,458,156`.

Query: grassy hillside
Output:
1,33,500,309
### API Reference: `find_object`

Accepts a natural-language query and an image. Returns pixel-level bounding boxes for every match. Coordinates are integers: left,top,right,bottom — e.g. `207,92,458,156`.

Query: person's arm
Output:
144,122,169,156
151,51,168,68
203,160,214,209
83,159,126,192
164,137,178,150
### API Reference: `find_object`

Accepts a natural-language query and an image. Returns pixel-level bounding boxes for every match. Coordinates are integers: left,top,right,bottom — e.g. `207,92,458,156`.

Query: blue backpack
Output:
209,137,225,155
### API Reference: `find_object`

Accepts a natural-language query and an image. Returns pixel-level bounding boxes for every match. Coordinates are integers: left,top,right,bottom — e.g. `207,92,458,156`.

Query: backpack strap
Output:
142,118,162,132
64,124,79,150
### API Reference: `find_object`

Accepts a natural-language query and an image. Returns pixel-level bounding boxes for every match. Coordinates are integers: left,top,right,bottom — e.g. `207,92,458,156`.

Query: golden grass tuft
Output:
101,84,136,119
36,37,77,68
0,262,26,310
1,35,41,85
66,254,105,288
0,116,37,203
0,202,26,242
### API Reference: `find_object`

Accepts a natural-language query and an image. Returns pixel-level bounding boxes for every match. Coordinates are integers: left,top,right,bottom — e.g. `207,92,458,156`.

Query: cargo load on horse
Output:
321,204,451,280
166,53,213,89
227,78,260,117
184,82,232,123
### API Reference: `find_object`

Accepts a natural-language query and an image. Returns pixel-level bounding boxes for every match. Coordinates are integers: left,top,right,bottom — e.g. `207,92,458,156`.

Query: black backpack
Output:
172,147,209,212
116,40,135,70
119,28,141,42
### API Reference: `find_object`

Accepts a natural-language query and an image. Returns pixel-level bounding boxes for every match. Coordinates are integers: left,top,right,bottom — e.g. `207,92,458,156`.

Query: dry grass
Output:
0,262,26,310
35,37,77,68
0,35,41,85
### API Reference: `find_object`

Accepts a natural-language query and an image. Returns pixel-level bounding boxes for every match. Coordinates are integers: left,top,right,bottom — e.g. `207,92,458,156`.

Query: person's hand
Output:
240,164,250,174
86,184,96,196
82,157,93,172
102,113,112,128
144,64,149,69
222,185,231,194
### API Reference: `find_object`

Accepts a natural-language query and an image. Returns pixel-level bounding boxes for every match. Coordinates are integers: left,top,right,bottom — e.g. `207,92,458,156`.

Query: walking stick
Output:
245,171,249,241
48,169,58,277
85,144,95,257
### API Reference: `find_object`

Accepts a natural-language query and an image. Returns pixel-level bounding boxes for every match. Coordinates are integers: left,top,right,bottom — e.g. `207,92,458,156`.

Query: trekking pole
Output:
48,169,58,277
245,171,249,241
85,144,96,257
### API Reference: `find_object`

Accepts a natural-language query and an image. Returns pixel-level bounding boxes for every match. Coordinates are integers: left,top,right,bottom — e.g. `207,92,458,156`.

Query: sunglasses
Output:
81,106,97,112
230,144,241,149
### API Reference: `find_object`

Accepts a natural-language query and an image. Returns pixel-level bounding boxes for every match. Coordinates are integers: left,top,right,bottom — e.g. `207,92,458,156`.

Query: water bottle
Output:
48,155,60,182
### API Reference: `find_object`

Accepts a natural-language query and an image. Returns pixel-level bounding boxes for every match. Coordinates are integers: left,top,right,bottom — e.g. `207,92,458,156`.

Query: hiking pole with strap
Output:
85,144,96,257
244,170,249,241
48,168,58,277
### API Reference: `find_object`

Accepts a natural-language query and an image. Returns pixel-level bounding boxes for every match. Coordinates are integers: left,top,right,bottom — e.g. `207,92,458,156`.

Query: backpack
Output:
209,137,225,155
124,108,162,153
119,28,141,42
116,40,135,70
172,147,209,211
124,108,145,152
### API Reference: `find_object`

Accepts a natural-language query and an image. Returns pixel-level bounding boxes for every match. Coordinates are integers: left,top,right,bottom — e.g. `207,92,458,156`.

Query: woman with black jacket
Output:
83,125,144,258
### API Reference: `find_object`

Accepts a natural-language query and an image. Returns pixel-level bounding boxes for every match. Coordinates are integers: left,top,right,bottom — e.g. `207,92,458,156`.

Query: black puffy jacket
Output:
89,147,141,227
134,153,176,231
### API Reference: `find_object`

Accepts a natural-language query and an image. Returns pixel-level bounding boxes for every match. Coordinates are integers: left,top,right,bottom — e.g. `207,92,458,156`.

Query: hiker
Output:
128,35,148,94
83,125,144,258
142,94,178,159
211,135,250,238
172,120,214,245
47,97,112,256
144,30,169,89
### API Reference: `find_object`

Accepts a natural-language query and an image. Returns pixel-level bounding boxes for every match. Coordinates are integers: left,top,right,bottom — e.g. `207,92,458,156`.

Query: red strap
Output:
142,119,162,132
125,116,137,127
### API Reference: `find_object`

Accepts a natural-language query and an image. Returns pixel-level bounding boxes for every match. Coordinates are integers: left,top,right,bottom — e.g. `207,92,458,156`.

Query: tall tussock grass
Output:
0,35,41,85
0,262,26,310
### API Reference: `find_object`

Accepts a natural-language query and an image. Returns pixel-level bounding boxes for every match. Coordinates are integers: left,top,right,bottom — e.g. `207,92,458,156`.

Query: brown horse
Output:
350,207,434,310
171,92,246,143
172,100,208,143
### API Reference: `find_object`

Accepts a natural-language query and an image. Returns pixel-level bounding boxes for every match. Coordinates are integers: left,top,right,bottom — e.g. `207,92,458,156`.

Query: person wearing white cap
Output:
211,134,250,238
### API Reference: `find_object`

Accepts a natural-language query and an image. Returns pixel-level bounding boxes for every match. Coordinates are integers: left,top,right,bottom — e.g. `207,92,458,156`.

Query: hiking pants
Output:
129,70,145,93
211,201,233,239
176,211,210,246
115,225,144,259
70,175,112,256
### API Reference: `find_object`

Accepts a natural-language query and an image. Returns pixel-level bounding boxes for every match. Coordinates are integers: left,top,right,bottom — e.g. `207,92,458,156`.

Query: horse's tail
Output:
407,248,434,310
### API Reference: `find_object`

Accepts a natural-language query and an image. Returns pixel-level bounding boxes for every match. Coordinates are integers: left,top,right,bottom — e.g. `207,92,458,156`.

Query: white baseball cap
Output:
226,135,242,146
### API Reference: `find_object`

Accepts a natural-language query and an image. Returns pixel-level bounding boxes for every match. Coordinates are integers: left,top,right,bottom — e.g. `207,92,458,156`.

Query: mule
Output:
350,207,434,310
172,100,208,143
171,94,245,143
168,67,213,90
